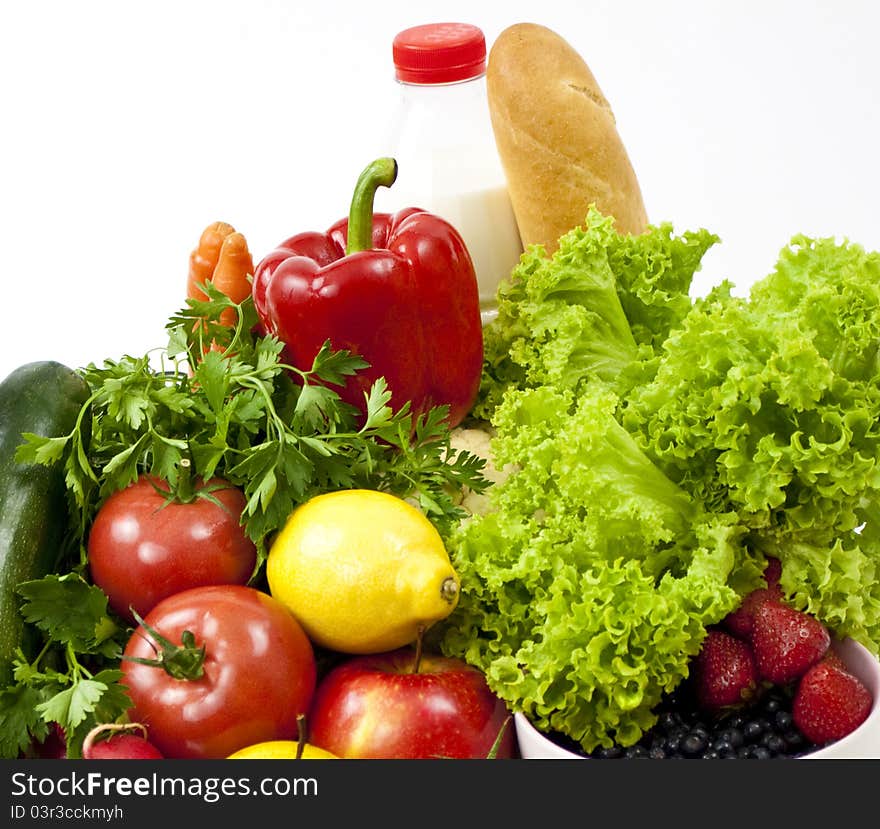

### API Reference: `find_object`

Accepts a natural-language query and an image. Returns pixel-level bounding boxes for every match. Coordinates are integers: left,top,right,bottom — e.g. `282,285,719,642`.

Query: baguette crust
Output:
487,23,648,253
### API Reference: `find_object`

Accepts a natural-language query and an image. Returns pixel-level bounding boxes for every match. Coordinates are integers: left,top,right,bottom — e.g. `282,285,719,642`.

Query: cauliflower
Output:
448,423,515,517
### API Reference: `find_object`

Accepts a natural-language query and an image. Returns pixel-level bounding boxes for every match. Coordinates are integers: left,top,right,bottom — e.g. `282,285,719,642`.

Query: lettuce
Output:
438,218,880,753
475,209,718,418
438,385,746,751
623,234,880,644
607,219,719,351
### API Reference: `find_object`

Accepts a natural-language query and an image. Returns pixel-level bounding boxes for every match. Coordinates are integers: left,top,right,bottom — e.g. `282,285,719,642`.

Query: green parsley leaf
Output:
14,434,70,466
362,376,396,429
37,674,113,733
0,683,49,758
308,339,370,385
63,669,133,760
18,574,121,657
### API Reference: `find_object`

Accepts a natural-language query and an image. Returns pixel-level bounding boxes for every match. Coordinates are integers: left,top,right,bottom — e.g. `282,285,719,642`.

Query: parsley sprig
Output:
18,280,488,567
0,574,130,759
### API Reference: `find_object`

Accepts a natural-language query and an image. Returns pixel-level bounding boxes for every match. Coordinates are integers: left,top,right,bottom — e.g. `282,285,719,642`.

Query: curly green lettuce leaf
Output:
488,385,701,576
476,209,717,420
437,385,746,752
757,510,880,650
607,220,719,351
750,233,880,383
621,234,880,650
447,225,880,756
477,211,638,418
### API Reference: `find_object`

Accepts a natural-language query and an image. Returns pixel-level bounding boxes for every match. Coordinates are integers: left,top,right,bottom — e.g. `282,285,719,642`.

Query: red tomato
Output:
121,585,317,759
87,474,257,623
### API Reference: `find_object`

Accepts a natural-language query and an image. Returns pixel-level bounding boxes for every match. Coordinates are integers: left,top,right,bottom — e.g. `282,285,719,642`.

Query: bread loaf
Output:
487,23,648,253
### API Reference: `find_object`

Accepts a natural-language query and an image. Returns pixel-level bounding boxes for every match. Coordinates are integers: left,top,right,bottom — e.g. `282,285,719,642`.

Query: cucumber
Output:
0,360,90,686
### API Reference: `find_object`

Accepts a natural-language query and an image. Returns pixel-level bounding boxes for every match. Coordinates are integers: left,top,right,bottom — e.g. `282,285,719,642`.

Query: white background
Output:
1,0,879,383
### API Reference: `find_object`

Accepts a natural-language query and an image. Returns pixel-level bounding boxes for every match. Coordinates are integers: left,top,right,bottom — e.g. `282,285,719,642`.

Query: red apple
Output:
308,647,515,759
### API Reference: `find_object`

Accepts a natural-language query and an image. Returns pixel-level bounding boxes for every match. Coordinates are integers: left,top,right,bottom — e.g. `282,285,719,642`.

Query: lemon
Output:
266,489,460,654
227,740,338,759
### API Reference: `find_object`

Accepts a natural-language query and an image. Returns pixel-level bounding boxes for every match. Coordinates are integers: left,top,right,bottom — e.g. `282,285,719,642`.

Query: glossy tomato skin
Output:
121,585,317,759
88,475,257,623
308,647,515,759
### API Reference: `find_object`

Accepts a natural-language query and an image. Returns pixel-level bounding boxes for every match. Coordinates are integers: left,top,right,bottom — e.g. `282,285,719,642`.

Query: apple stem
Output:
296,714,307,760
412,626,426,674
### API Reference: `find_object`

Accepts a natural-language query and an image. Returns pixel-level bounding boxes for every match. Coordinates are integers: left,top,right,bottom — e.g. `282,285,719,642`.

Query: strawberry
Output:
693,629,758,712
723,587,783,639
793,658,873,745
816,647,848,673
750,600,830,684
722,557,784,639
763,556,782,588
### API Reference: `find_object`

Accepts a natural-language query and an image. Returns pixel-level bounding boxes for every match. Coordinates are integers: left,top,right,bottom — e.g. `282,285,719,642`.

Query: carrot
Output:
187,221,236,301
211,232,254,327
187,220,254,330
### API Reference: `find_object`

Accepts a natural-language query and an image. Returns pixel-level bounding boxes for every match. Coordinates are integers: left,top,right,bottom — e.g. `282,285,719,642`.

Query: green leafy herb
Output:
16,285,489,569
0,574,130,758
18,573,121,658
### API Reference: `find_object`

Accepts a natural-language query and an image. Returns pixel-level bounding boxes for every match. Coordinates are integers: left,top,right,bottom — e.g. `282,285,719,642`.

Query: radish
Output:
27,722,67,759
82,722,164,760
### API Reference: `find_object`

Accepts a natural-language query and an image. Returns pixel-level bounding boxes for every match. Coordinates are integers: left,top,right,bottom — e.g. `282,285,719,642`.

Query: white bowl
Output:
515,637,880,760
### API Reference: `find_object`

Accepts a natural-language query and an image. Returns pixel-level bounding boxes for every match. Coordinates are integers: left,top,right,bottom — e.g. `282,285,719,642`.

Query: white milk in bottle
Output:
374,22,523,326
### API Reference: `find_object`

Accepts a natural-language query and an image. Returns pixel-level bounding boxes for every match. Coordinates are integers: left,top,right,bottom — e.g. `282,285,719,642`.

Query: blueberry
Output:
691,725,710,742
743,719,765,742
719,727,744,749
608,670,812,761
712,737,734,754
783,729,806,750
664,730,683,754
763,734,787,755
762,696,782,715
681,731,709,757
658,711,680,733
594,745,624,759
775,710,793,731
726,712,747,730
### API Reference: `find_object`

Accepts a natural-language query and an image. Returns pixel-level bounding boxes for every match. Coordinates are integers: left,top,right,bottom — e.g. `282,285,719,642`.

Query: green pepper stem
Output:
345,157,398,255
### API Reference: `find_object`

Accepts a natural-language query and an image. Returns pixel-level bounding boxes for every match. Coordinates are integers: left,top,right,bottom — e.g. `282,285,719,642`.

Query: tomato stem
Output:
176,457,195,503
122,608,207,681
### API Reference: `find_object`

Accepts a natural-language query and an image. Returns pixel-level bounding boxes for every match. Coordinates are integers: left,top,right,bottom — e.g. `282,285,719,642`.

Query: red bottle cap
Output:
392,22,486,84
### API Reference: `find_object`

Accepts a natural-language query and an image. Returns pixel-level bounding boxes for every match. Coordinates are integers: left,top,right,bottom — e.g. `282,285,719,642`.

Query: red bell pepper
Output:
252,157,483,428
